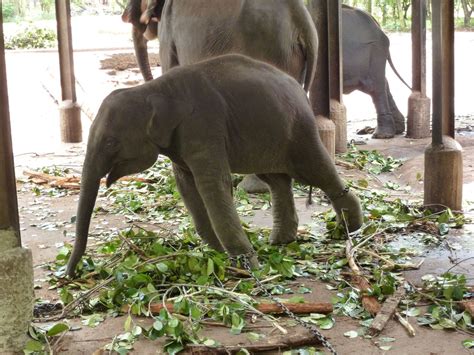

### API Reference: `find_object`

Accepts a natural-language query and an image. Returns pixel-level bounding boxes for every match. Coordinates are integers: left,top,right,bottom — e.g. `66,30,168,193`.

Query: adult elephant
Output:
122,0,318,192
339,5,409,138
124,1,408,139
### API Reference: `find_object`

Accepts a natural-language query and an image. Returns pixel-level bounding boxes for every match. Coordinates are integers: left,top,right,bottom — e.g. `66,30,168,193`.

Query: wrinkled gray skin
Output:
124,0,318,91
341,5,408,138
66,55,363,277
127,1,407,139
124,0,318,192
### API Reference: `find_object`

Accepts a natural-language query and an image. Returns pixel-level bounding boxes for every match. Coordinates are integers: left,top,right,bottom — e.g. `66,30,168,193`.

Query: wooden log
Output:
187,328,323,354
368,286,406,336
124,301,333,316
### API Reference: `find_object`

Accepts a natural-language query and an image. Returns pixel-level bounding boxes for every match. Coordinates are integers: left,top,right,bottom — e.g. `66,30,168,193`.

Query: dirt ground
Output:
3,15,474,355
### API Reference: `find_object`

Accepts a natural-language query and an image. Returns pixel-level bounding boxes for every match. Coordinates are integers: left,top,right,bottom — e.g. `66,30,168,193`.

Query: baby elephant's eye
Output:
104,137,120,152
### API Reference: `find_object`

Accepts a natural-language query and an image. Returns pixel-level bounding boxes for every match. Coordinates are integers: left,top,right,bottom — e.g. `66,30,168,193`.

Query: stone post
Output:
0,7,34,352
407,0,431,138
424,0,463,211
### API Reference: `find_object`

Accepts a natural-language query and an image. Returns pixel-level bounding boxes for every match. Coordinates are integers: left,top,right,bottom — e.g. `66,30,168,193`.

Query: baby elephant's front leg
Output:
191,163,259,268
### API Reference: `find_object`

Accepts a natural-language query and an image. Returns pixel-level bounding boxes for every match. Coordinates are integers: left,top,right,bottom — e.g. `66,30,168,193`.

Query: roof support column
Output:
308,0,336,159
0,7,34,352
55,0,82,143
328,0,347,153
407,0,431,138
424,0,463,211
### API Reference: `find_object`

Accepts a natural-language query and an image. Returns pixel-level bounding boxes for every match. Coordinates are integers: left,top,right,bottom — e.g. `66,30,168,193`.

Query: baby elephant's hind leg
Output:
257,173,298,245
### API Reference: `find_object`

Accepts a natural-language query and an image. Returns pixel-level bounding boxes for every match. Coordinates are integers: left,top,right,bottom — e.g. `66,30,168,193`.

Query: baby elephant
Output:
66,54,363,276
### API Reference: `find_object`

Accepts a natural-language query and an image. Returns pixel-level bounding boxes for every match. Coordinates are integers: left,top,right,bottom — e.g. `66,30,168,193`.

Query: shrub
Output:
2,2,16,21
5,26,57,50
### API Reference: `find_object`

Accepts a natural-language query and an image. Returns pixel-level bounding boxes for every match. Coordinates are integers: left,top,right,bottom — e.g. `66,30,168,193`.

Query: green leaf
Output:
462,339,474,349
344,330,358,338
153,319,163,331
287,296,305,304
379,345,392,351
247,332,264,342
318,317,335,330
207,258,215,276
402,308,420,317
46,322,69,337
439,318,456,329
124,315,132,331
24,340,44,352
156,262,168,273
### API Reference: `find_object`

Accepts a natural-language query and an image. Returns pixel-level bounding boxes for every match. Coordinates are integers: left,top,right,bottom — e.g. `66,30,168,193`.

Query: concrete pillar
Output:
327,0,347,153
308,0,336,159
0,8,34,352
56,0,82,143
424,0,462,211
407,0,431,138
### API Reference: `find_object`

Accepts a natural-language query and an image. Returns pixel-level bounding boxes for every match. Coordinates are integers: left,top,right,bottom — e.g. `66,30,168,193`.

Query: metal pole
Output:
55,0,82,143
0,6,21,245
431,0,443,145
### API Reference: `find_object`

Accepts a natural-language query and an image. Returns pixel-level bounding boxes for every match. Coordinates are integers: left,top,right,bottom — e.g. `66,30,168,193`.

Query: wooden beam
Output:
0,6,21,245
55,0,82,143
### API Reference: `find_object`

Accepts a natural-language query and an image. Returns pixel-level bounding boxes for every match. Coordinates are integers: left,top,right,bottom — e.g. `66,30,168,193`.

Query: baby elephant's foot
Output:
269,231,297,245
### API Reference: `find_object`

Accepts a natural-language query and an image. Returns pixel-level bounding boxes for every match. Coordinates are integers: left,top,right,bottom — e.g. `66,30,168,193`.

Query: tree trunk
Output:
460,0,474,27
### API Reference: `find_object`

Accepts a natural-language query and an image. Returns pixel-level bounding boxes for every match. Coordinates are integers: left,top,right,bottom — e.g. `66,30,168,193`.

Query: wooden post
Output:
407,0,431,138
0,8,34,352
327,0,347,153
0,8,21,247
424,0,462,211
55,0,82,143
308,0,335,159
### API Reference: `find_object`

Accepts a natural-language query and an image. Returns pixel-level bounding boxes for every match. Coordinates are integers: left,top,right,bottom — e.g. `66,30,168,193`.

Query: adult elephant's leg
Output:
172,163,224,252
257,173,298,245
238,174,269,194
370,85,395,139
386,80,405,134
189,157,259,268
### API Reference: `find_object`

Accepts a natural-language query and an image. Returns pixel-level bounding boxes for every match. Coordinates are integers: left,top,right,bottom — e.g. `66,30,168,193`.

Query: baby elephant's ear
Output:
146,94,194,148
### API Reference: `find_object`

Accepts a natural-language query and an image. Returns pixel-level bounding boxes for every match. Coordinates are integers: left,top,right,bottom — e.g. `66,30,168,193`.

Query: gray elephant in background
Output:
339,5,409,138
66,55,363,277
125,1,409,139
123,0,318,192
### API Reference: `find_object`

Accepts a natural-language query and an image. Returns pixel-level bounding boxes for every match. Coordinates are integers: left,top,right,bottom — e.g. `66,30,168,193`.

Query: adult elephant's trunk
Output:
66,161,101,277
133,26,153,81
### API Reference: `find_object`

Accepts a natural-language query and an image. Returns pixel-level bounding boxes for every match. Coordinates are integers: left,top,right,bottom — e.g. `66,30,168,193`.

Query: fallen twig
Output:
345,237,381,316
394,312,416,337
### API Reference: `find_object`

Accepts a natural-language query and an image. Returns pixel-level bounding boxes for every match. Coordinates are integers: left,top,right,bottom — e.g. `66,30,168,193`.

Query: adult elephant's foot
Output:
373,113,396,139
238,174,269,193
372,126,395,139
393,112,406,134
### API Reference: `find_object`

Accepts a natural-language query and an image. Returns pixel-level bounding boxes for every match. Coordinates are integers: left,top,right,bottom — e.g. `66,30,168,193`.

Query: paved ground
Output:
3,15,474,354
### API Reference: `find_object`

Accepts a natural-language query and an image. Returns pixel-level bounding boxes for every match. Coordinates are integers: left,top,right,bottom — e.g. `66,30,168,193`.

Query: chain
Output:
236,253,339,355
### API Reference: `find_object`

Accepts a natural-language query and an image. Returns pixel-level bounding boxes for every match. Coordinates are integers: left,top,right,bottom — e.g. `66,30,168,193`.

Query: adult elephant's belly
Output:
342,42,373,94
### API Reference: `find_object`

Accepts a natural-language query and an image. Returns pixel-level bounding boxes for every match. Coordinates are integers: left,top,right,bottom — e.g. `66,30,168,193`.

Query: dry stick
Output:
345,235,381,316
394,312,416,337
